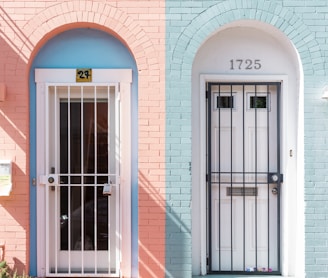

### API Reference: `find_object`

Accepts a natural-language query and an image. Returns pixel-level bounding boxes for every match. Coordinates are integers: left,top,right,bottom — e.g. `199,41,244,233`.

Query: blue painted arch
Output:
29,28,138,276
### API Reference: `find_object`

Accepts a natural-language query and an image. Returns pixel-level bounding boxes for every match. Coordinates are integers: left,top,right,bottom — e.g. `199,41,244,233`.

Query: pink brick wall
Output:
0,1,165,277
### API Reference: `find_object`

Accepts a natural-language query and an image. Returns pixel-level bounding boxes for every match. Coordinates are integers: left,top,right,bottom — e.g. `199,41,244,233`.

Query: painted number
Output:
230,59,261,70
76,68,92,82
78,70,89,79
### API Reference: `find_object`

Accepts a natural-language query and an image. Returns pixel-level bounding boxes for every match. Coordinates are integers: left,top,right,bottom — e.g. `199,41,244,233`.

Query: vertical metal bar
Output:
107,86,112,273
94,184,97,273
218,84,221,271
45,85,50,274
54,86,58,274
45,179,50,275
230,84,233,271
80,86,85,274
67,86,71,274
255,84,258,269
81,186,84,274
207,83,213,271
107,86,113,273
267,84,270,270
277,83,281,272
78,87,83,273
94,86,98,274
81,86,84,177
242,84,246,271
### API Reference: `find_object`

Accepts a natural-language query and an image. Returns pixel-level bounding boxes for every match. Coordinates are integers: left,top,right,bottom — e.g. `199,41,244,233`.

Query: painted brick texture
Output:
1,0,328,277
0,1,165,277
165,0,326,277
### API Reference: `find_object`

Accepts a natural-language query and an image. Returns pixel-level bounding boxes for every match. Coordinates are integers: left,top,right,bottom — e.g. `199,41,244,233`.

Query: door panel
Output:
207,83,281,274
45,85,120,276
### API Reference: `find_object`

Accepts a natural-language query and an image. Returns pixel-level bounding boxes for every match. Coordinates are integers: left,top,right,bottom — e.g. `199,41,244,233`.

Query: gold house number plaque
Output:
76,68,92,82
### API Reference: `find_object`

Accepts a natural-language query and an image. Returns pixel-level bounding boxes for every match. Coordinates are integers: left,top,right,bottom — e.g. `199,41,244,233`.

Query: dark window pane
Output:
97,102,108,174
60,187,68,250
250,96,267,109
60,103,68,174
97,187,108,250
83,187,95,250
70,187,82,250
217,96,234,109
70,103,81,174
83,102,95,174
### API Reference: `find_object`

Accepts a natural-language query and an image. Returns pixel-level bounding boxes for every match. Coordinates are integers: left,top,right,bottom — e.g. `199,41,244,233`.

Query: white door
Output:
42,84,120,276
208,83,281,273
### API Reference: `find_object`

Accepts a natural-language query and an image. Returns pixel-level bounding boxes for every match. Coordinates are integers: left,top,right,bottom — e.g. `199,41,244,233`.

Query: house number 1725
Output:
230,59,261,70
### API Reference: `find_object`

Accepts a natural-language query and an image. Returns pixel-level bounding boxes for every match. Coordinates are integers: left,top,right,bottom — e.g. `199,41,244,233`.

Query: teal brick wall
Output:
166,0,327,277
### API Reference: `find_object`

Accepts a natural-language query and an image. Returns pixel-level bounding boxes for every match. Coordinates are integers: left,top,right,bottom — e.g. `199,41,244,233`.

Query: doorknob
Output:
272,187,278,195
48,176,55,183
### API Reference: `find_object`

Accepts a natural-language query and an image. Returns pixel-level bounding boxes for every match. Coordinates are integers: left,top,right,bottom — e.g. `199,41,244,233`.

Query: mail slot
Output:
226,187,258,197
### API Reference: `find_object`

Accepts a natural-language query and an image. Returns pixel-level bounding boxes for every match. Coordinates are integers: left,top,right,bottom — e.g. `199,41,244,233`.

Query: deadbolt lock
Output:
48,176,55,184
268,173,283,183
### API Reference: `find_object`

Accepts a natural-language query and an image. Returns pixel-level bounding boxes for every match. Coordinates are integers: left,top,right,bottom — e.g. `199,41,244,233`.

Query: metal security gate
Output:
206,82,282,274
40,84,120,277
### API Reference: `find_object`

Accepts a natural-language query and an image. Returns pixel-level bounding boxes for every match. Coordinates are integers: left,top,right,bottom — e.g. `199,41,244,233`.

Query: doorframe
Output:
35,69,132,277
193,74,304,276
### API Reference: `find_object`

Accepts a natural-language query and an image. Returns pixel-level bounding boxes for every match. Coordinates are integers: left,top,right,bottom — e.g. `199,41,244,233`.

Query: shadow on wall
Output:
0,7,30,276
138,171,166,277
12,258,26,276
138,170,191,278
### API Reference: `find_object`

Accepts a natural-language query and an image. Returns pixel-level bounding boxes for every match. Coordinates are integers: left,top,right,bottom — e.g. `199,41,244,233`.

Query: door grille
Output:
207,82,281,275
45,85,120,277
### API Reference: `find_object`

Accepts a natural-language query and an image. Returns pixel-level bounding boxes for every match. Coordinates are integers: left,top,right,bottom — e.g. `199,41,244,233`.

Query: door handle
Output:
272,187,278,195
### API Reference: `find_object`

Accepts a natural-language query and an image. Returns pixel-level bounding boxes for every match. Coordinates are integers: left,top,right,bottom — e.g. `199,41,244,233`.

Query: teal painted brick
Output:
166,0,328,277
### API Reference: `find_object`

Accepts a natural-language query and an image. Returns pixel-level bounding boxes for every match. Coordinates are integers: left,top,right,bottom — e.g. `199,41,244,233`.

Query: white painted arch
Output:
191,20,304,277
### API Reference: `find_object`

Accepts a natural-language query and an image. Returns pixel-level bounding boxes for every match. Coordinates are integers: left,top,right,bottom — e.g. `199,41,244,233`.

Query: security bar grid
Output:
206,82,281,275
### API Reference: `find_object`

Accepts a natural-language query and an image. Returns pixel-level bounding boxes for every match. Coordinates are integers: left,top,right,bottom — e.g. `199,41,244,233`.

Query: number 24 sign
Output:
76,68,92,82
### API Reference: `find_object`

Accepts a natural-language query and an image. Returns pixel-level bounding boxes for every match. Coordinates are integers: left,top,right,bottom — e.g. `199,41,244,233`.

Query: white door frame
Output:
193,74,304,277
35,69,132,277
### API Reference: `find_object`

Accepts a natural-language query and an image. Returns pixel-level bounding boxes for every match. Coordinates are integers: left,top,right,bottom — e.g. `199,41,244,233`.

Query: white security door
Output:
207,83,281,274
41,84,120,277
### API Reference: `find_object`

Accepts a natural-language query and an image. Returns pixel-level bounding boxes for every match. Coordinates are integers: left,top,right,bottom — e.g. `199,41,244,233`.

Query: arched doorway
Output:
192,21,304,276
29,28,137,277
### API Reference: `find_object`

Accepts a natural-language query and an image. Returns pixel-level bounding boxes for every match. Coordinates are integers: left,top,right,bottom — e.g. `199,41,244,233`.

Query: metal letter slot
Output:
227,187,258,197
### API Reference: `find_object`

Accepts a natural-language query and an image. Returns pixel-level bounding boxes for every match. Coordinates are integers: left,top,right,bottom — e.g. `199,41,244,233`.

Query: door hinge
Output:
206,174,208,182
206,90,208,99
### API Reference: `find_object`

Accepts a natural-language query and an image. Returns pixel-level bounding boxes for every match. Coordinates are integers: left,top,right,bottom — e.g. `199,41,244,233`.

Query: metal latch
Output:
103,182,113,196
